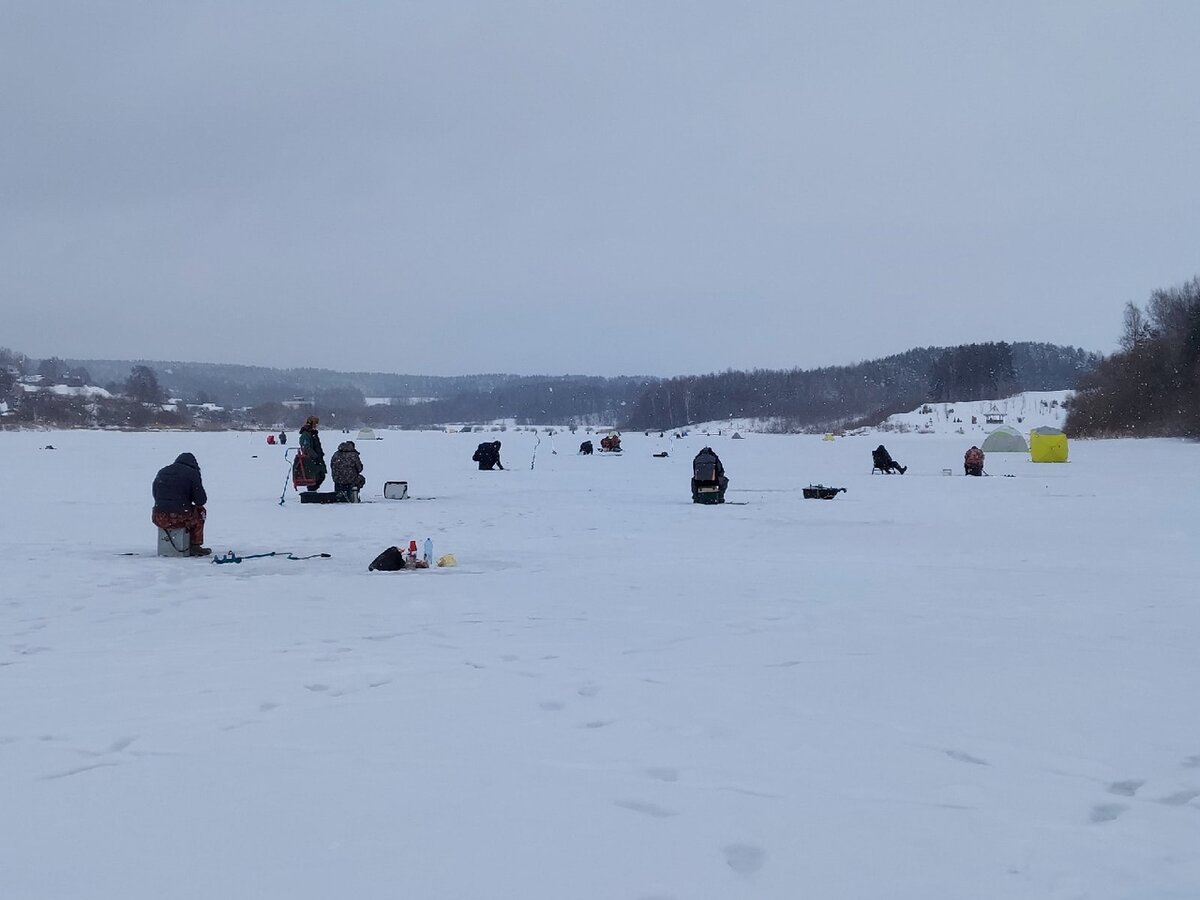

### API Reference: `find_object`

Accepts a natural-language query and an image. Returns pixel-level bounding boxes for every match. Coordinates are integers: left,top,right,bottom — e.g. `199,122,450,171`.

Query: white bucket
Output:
157,527,190,557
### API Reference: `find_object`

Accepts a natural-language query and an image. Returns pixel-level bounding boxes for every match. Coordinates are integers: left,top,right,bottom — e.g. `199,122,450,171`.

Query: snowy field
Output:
3,428,1199,900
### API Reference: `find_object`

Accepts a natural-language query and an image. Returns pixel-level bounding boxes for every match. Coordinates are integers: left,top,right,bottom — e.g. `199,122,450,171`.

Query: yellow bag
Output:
436,553,457,568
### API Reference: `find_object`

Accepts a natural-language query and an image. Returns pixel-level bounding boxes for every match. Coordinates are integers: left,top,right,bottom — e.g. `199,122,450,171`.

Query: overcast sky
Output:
3,2,1198,377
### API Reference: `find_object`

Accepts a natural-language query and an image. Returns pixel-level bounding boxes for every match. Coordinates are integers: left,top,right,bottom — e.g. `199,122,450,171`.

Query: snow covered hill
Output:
672,390,1073,440
879,390,1072,436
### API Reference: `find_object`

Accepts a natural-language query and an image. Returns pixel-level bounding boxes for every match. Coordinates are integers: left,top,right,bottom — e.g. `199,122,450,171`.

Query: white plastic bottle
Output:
423,538,433,567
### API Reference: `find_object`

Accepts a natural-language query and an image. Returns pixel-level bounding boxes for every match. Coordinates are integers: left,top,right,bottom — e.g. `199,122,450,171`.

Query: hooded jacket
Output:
153,453,208,513
472,441,503,469
692,447,725,483
330,441,364,486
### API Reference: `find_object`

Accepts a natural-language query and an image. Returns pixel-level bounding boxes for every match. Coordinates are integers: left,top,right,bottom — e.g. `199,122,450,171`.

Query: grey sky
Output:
3,2,1198,377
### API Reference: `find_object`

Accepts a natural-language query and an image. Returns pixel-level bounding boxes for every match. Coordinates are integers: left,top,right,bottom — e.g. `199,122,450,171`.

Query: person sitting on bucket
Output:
330,440,366,500
151,452,211,556
964,445,985,476
691,446,729,502
473,440,504,470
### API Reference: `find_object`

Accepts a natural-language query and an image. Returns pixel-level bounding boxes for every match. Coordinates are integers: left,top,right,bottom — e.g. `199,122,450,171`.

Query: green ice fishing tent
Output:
981,424,1029,453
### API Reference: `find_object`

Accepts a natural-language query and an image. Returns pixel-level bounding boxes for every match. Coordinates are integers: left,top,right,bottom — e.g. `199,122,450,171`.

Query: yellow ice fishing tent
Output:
1029,426,1068,462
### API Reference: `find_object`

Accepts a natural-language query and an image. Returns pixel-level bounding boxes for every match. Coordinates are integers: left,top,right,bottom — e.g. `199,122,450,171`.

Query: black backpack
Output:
693,456,719,482
368,546,406,572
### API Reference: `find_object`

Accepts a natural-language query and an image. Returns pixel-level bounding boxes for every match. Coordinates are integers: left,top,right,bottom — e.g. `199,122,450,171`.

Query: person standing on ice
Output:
151,452,211,556
472,440,504,470
294,415,327,490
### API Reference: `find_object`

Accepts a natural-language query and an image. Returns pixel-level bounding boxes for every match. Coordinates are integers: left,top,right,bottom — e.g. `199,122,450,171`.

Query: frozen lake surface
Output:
2,428,1198,899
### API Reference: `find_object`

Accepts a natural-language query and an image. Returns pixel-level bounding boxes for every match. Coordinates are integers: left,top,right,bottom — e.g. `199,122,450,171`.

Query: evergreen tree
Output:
125,365,165,404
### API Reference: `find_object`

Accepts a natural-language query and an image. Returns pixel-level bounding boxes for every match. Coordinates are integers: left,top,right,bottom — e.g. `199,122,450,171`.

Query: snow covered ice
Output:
2,427,1199,899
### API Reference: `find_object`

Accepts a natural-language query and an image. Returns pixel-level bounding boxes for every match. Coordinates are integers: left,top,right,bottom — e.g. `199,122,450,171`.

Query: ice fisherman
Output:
964,446,985,476
294,415,327,491
473,440,504,470
872,444,907,474
691,446,729,502
151,452,211,557
330,440,366,501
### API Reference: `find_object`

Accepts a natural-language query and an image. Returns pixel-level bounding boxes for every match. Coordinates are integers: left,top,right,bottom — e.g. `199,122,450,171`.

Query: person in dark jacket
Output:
964,446,985,476
330,440,366,501
579,440,593,455
278,431,287,445
294,415,327,491
691,446,729,502
152,452,210,556
872,445,906,474
472,440,504,470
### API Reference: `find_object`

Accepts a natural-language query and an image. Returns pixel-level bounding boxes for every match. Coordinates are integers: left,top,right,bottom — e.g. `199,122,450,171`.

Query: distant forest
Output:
1067,276,1200,437
622,342,1097,431
0,340,1098,432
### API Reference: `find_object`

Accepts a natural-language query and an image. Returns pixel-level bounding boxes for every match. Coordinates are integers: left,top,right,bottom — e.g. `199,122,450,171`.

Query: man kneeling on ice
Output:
152,452,211,556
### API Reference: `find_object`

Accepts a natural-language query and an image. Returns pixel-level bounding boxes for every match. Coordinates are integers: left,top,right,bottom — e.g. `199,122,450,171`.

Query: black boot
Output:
188,545,212,557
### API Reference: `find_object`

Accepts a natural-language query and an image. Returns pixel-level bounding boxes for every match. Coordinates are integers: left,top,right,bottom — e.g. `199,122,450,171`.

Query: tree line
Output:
621,342,1097,432
1066,276,1200,437
5,341,1096,432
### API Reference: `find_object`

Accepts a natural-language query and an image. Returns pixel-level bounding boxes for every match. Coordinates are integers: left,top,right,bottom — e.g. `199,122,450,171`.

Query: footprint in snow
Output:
723,843,767,876
1107,779,1144,796
615,799,678,818
1089,803,1126,823
644,767,679,782
1157,789,1200,806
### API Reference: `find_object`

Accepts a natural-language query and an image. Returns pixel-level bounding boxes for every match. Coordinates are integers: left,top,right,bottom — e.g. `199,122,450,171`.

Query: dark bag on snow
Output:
368,546,406,572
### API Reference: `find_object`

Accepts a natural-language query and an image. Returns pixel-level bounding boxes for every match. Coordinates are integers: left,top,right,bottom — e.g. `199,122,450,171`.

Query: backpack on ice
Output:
368,547,406,571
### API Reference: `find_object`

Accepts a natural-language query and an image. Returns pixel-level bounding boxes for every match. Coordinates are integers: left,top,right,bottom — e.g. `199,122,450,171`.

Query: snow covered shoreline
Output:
2,428,1197,899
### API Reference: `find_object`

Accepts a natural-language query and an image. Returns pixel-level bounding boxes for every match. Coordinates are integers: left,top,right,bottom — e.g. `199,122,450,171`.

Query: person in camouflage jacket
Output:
964,445,985,476
330,440,365,498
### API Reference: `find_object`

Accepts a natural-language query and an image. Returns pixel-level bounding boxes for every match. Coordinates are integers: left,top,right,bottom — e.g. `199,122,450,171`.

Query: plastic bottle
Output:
423,538,433,567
